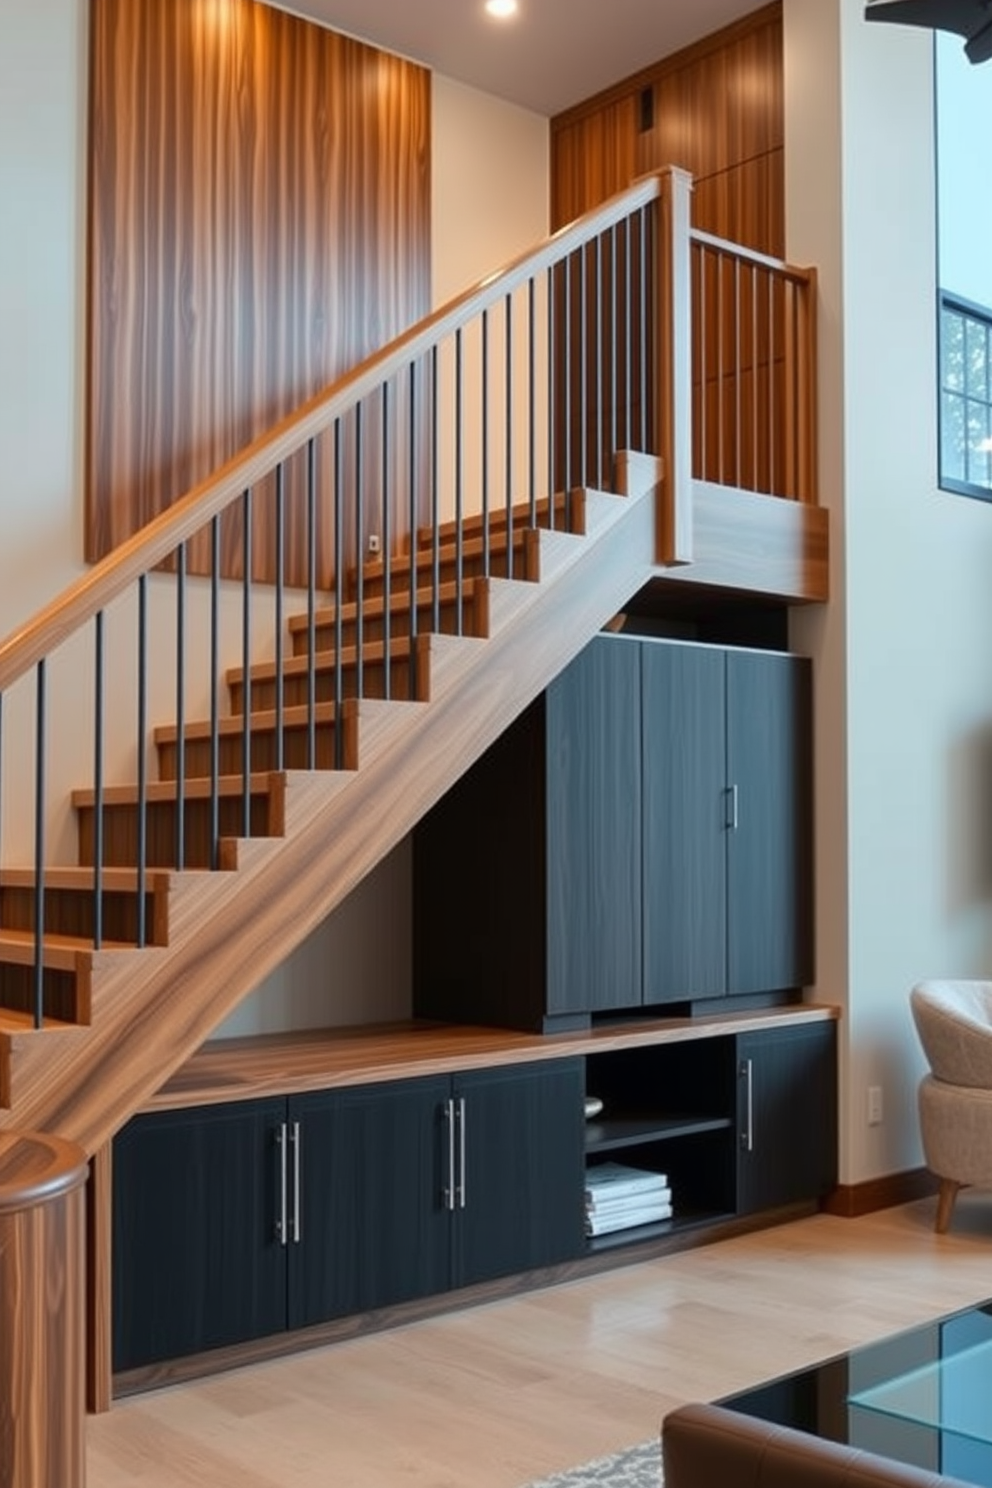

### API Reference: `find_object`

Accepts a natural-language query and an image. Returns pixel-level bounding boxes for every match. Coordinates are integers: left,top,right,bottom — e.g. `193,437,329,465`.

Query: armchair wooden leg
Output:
935,1178,961,1234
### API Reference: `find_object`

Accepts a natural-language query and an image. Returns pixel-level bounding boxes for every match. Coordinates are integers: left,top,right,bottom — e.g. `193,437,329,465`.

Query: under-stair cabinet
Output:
413,631,814,1032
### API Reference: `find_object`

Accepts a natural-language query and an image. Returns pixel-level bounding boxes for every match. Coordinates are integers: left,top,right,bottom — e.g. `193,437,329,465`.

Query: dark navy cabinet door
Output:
452,1059,585,1289
725,649,813,997
112,1097,288,1372
642,640,727,1004
287,1077,451,1330
736,1021,837,1215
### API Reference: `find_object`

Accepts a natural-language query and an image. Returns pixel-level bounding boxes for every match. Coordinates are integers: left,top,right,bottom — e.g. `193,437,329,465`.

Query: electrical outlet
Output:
867,1085,884,1126
368,533,381,555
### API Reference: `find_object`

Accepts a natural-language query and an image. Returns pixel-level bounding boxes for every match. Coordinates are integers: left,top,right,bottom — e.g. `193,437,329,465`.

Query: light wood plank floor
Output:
88,1193,992,1487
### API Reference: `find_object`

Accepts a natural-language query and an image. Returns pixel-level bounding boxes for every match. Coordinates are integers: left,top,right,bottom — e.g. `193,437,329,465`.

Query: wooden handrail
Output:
0,173,666,698
690,226,815,284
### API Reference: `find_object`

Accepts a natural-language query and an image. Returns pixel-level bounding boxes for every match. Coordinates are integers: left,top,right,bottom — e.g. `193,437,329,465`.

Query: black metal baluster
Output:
93,614,104,949
32,660,46,1028
735,257,742,488
505,291,513,564
210,516,221,872
579,243,587,490
382,383,391,699
307,439,317,757
595,234,603,489
482,309,490,579
528,276,537,529
625,217,633,452
354,411,364,699
242,489,253,835
610,225,618,478
175,546,186,874
639,208,648,452
431,347,440,634
768,270,776,496
136,575,147,948
333,420,344,763
547,265,555,530
563,253,572,526
274,465,285,772
407,365,418,700
751,263,759,491
717,252,725,484
455,328,464,635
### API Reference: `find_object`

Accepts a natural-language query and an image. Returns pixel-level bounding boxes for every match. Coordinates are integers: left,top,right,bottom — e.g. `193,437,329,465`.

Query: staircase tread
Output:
0,1007,77,1035
360,529,528,582
287,577,485,633
0,866,174,892
0,928,132,968
71,770,285,809
154,699,354,746
229,634,420,686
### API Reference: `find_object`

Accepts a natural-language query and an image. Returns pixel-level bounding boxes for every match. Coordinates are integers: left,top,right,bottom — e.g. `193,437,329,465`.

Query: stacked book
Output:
585,1162,672,1237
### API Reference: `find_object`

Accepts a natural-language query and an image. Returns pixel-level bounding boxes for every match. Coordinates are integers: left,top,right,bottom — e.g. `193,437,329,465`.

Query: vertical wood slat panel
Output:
551,4,783,258
87,0,431,586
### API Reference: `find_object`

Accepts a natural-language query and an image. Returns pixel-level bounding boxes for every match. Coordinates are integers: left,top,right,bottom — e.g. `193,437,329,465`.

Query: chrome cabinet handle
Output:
276,1122,288,1245
443,1098,456,1211
456,1097,467,1210
726,783,739,831
290,1120,302,1243
740,1058,754,1152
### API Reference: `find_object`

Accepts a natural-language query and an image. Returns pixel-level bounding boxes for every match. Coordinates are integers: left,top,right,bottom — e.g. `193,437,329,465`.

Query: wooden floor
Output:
87,1192,992,1487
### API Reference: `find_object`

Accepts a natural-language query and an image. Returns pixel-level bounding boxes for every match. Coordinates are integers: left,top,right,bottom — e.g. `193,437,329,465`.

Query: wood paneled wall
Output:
86,0,431,584
551,4,784,257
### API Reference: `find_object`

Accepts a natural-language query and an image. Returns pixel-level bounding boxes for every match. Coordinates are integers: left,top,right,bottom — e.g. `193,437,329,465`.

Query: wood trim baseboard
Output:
822,1167,939,1219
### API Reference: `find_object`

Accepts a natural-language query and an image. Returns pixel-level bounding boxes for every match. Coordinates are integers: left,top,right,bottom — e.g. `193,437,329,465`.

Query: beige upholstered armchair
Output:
910,979,992,1232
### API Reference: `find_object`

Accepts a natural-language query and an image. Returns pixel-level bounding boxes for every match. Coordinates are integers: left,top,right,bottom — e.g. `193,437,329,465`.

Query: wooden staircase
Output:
0,458,658,1155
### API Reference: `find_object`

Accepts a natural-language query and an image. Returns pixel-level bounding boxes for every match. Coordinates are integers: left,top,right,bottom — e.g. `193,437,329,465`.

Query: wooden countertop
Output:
146,1003,839,1112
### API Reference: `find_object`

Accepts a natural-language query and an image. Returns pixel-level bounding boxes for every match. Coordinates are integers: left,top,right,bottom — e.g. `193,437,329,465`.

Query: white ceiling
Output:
282,0,764,116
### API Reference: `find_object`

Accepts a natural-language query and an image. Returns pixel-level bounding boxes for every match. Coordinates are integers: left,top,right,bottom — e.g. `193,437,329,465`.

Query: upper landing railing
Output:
0,167,818,1030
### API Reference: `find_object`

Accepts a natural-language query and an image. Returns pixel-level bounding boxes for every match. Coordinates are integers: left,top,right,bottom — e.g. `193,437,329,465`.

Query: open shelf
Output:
586,1207,734,1253
585,1113,732,1152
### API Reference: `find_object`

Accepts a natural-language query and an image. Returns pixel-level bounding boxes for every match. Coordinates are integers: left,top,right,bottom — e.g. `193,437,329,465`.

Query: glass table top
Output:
721,1297,992,1484
849,1336,992,1448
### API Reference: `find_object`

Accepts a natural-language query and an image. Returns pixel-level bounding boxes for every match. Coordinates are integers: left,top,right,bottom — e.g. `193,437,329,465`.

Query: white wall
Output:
786,0,992,1185
936,33,992,308
0,0,550,1041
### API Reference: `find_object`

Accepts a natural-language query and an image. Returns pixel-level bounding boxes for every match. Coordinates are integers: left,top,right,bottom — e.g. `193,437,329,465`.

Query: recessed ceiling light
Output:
485,0,518,18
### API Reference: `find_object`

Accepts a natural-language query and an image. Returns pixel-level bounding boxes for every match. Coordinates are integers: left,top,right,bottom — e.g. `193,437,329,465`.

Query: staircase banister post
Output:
655,165,694,566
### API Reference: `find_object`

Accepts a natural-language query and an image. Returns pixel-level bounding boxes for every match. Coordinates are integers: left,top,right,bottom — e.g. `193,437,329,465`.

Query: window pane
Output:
943,310,965,393
942,390,966,483
965,316,989,400
966,399,992,489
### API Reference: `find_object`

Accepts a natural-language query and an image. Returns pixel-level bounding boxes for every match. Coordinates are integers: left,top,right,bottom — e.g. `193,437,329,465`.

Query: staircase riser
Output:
158,724,351,781
230,655,425,715
347,548,529,602
0,887,160,947
291,599,481,659
77,795,278,871
0,967,82,1025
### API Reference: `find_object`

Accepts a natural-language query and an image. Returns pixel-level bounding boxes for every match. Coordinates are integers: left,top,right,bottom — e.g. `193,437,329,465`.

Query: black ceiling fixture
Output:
864,0,992,63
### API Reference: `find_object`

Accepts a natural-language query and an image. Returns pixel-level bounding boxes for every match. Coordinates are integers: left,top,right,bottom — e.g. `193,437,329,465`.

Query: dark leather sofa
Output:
662,1402,976,1488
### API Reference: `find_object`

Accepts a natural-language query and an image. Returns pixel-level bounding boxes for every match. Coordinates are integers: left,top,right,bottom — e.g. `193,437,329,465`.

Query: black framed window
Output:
940,292,992,498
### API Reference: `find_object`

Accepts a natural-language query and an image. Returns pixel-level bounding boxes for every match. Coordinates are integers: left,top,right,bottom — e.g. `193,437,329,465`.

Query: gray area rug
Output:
522,1440,660,1488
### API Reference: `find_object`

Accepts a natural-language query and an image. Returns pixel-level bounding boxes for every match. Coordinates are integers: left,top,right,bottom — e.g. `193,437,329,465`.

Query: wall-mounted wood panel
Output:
551,4,783,257
87,0,431,584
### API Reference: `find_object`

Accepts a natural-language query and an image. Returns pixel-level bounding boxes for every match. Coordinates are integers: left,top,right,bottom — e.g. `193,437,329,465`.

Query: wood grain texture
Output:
89,1199,992,1486
86,1145,113,1416
142,1004,838,1113
86,0,431,584
0,1131,87,1488
551,4,784,256
0,483,658,1153
654,480,829,601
